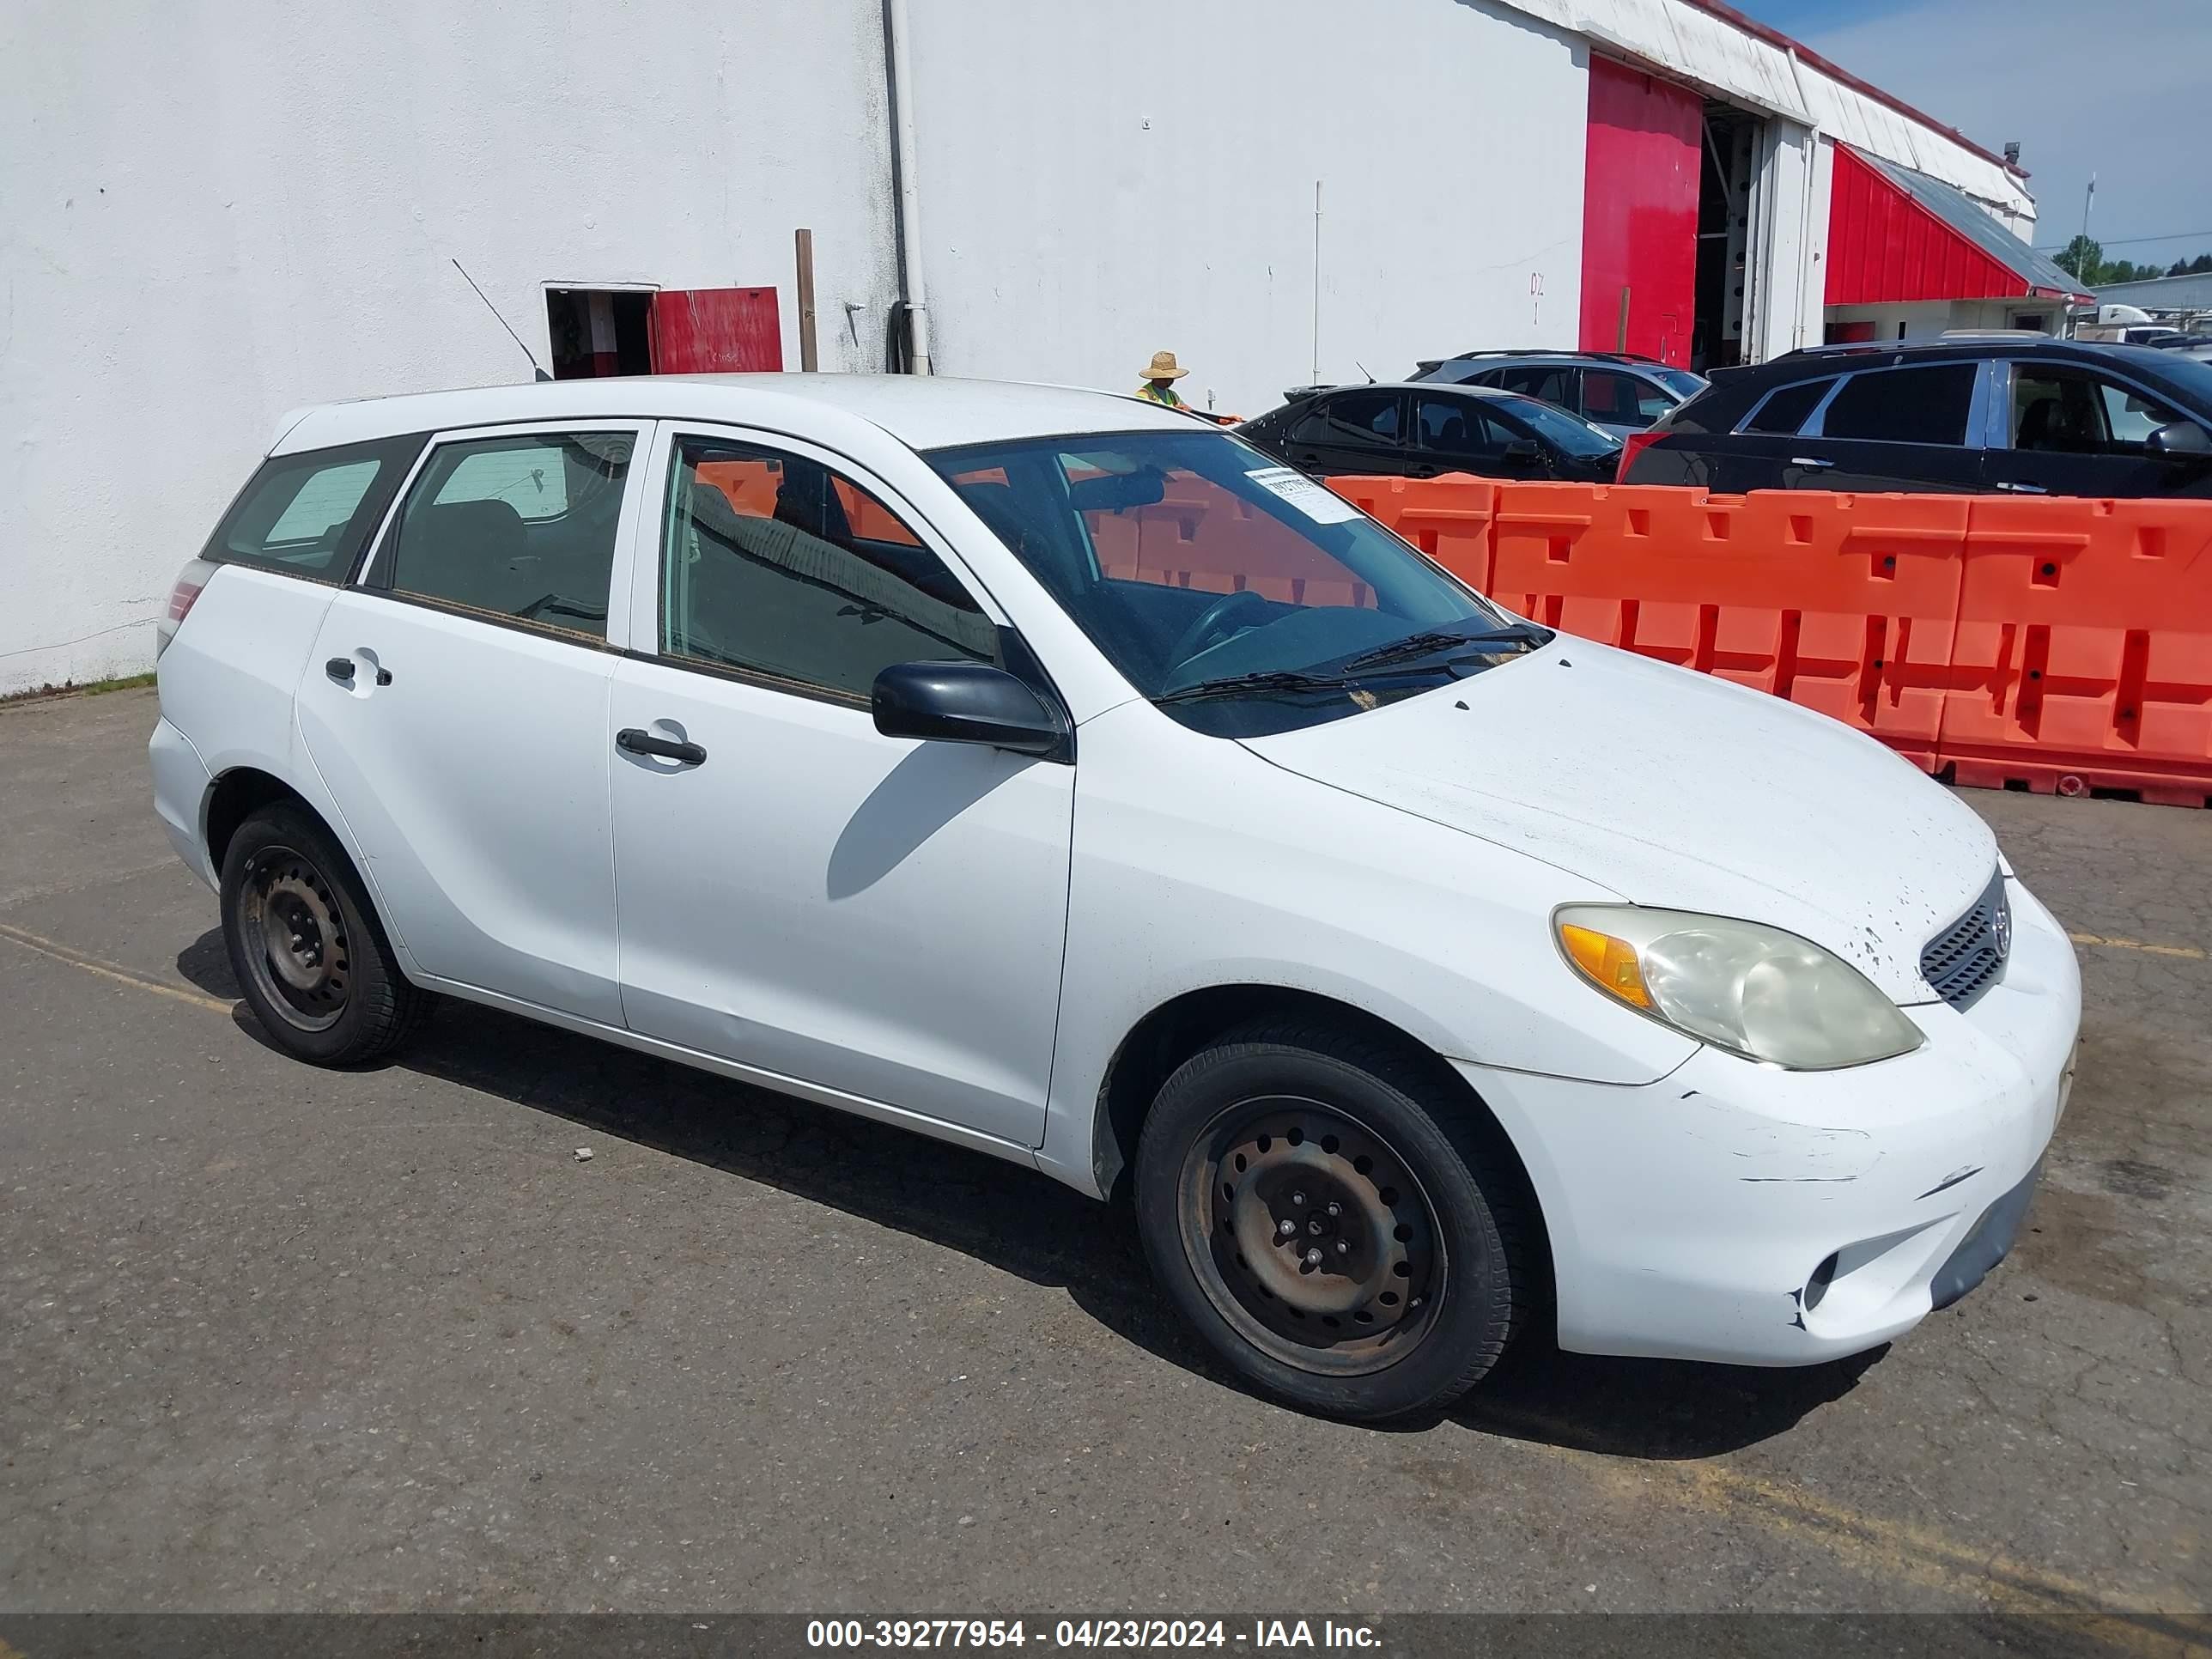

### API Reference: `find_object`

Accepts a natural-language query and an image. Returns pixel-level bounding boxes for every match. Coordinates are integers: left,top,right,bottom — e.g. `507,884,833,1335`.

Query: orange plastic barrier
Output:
1328,476,2212,805
1328,475,1498,591
1941,497,2212,806
1486,483,1966,769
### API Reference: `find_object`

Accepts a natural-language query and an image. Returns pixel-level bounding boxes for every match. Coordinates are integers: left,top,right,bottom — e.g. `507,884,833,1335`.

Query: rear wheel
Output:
220,804,425,1065
1133,1019,1530,1421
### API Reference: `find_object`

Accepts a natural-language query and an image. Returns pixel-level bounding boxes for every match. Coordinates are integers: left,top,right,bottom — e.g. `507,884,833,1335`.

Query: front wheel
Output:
219,803,426,1066
1133,1020,1532,1421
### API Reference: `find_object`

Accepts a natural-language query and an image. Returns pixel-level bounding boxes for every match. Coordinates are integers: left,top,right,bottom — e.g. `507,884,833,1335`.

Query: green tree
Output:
2056,234,2103,283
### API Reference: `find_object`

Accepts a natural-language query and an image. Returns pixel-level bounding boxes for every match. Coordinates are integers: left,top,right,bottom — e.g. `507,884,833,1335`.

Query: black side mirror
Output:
872,660,1071,761
2147,420,2212,457
1502,438,1543,465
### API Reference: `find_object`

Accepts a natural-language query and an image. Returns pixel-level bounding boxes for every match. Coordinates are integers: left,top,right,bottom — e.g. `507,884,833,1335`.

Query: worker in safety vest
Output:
1135,349,1192,409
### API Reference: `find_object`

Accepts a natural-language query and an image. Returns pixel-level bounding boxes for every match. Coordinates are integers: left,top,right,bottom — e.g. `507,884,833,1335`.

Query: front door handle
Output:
1789,456,1836,470
617,727,708,767
1994,480,2049,494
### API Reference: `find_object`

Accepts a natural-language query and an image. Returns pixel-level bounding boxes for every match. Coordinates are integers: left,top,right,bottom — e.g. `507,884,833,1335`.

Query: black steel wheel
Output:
1183,1101,1443,1374
220,802,426,1066
1135,1018,1532,1421
235,842,352,1033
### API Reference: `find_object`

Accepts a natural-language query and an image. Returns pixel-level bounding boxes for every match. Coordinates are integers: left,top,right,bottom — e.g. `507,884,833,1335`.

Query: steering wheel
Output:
1166,588,1272,670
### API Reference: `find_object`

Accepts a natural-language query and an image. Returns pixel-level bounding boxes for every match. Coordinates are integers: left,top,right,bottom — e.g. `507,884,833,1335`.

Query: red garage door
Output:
1580,58,1700,366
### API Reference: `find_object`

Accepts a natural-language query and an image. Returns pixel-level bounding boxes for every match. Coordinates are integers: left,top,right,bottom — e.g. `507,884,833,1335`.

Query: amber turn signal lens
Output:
1559,923,1654,1009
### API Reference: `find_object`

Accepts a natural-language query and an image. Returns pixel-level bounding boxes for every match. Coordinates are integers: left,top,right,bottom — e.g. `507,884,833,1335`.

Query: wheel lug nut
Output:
1303,1247,1322,1267
1277,1219,1297,1239
1291,1191,1306,1207
1335,1240,1350,1255
1326,1201,1342,1218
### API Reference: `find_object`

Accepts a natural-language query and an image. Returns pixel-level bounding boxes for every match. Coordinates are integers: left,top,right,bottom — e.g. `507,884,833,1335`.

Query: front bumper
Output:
1464,875,2081,1366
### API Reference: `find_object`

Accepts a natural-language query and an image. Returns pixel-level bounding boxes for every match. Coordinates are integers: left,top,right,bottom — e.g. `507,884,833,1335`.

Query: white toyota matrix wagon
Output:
152,375,2081,1419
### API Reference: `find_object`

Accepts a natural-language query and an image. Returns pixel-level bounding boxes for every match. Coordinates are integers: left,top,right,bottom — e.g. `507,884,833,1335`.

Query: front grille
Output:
1920,871,2010,1010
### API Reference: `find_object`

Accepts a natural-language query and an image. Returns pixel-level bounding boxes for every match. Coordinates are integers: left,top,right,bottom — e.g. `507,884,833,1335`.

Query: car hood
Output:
1237,639,1997,1002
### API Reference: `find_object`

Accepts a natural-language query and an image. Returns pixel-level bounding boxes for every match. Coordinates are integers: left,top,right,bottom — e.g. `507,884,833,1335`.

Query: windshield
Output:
927,428,1546,736
1499,396,1623,457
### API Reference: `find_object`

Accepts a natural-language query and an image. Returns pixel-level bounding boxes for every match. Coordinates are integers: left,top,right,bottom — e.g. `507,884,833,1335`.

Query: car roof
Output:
1446,350,1683,372
270,373,1200,458
1771,337,2177,371
1295,380,1530,401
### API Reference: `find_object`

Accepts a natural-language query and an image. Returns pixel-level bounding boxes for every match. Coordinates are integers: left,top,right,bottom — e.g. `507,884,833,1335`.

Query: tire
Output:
1133,1018,1532,1422
219,803,427,1066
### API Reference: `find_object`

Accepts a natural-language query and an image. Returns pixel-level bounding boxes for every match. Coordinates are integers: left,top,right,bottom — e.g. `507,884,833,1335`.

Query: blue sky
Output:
1728,0,2212,270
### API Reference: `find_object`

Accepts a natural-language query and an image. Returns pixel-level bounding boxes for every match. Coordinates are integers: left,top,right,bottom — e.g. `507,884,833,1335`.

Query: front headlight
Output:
1554,905,1925,1070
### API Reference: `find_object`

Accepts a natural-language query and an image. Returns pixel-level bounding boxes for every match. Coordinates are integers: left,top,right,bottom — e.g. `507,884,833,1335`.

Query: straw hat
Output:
1141,349,1190,381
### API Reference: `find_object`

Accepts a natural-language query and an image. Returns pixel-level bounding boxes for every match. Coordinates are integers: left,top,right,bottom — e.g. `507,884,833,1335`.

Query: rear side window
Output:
376,431,635,641
203,435,422,579
1495,365,1576,405
1742,378,1833,435
1819,365,1978,446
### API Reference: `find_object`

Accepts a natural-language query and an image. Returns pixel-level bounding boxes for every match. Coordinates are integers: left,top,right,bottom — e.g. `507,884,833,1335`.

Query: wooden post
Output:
1616,285,1632,354
794,228,818,372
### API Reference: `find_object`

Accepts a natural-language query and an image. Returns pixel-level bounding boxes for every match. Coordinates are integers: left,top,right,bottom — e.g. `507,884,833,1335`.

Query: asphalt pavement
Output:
1,687,2206,1639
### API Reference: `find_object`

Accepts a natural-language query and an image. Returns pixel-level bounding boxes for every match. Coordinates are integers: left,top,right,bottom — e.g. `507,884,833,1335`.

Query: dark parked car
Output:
1238,382,1622,483
1413,351,1707,439
1621,339,2212,497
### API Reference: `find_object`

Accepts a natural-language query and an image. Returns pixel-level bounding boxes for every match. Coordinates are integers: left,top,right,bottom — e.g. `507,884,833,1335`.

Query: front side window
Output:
379,431,633,641
204,435,422,579
931,428,1543,737
2100,380,2185,447
1415,395,1507,456
661,437,997,701
1819,364,1978,446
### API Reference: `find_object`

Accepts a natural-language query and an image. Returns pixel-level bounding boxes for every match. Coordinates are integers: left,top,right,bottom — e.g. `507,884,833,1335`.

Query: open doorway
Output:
1692,101,1764,371
546,288,654,380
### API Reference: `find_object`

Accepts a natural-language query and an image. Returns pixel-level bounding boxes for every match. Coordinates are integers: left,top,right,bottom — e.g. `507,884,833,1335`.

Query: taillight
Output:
1616,429,1665,482
156,559,216,657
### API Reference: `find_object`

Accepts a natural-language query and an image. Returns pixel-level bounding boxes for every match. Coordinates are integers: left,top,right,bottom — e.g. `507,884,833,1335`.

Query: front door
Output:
607,425,1075,1147
1981,362,2212,499
295,422,648,1024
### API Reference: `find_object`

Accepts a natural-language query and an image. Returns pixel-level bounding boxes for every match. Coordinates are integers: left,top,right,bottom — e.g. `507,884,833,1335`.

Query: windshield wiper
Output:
1334,621,1553,673
1152,669,1352,706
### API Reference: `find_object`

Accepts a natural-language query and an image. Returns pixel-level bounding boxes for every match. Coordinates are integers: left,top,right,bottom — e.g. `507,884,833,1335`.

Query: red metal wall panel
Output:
650,287,784,373
1824,146,2021,307
1580,58,1700,366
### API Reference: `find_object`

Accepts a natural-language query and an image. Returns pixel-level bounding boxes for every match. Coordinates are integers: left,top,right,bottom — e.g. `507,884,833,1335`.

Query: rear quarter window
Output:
203,434,426,580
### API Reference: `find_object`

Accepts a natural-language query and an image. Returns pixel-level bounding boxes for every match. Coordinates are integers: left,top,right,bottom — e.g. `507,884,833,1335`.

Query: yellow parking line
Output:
0,920,233,1013
2069,931,2207,961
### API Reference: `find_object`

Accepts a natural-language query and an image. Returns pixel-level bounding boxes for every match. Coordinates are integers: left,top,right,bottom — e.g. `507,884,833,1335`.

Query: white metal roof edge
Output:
1497,0,2035,223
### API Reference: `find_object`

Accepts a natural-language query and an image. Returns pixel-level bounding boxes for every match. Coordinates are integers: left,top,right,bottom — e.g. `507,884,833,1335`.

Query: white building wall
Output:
906,0,1590,417
0,0,900,696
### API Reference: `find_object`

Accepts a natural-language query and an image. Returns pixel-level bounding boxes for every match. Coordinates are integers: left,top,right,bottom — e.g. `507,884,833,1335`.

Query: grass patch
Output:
0,670,158,708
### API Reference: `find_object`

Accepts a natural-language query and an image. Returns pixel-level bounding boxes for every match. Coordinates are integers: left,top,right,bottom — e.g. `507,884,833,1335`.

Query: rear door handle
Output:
1789,456,1836,470
1994,480,2049,494
325,656,355,684
617,727,708,767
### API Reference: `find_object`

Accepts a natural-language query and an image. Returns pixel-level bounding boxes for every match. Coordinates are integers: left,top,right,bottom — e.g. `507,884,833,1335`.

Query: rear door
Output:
1982,362,2212,498
295,422,648,1024
605,423,1073,1146
1789,362,1986,492
1672,374,1841,492
1279,389,1410,477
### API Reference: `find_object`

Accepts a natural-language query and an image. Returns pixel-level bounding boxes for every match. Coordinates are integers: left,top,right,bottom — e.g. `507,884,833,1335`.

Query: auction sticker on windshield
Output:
1245,465,1360,525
